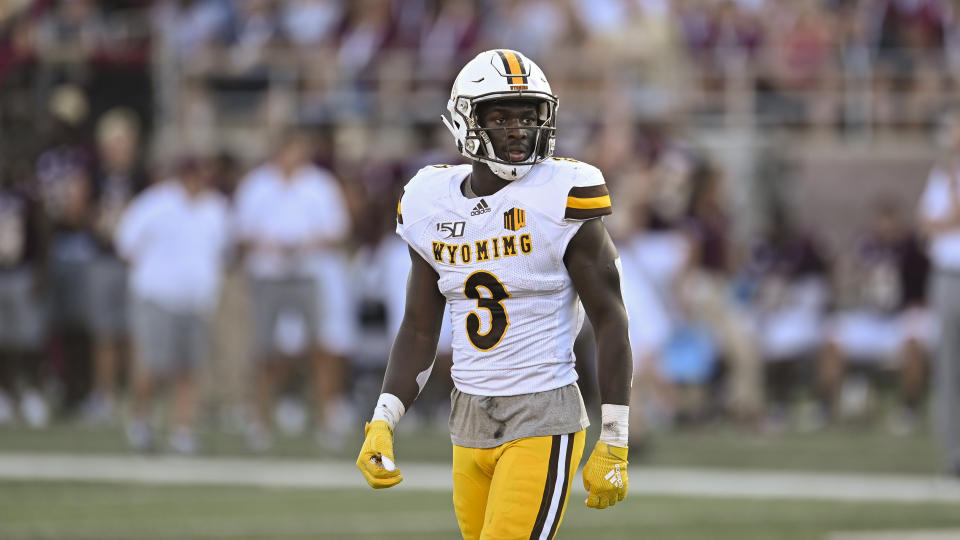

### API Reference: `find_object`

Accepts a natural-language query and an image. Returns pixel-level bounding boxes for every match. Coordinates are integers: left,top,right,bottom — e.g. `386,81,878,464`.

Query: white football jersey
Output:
396,158,612,396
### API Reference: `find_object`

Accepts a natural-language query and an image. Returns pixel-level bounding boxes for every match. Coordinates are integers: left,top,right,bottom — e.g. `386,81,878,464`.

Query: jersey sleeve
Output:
563,164,612,221
395,166,445,264
527,159,613,261
394,190,409,244
396,188,405,226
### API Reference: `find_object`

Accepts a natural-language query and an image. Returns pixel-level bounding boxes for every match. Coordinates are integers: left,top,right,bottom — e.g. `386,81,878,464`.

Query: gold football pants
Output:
452,430,585,540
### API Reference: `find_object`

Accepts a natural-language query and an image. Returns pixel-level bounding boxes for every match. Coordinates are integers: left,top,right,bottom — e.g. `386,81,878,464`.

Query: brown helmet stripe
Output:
496,50,528,86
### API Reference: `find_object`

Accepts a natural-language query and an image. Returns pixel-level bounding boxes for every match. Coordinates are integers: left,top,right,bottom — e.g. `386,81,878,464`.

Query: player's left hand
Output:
356,420,403,489
582,441,628,509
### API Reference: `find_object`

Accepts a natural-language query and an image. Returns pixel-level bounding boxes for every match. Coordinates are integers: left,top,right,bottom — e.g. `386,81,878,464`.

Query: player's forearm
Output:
593,317,632,448
381,325,440,410
594,324,633,406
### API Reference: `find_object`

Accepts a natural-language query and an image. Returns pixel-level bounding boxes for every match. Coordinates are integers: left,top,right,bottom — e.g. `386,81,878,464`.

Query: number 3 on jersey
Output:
464,271,510,351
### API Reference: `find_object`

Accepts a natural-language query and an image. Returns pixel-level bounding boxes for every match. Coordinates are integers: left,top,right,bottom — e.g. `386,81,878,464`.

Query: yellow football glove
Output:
582,441,628,509
356,420,403,489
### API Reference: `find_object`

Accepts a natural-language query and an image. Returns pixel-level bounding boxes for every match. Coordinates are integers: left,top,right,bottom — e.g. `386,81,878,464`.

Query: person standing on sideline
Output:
0,165,50,428
82,108,149,423
115,158,230,453
920,108,960,477
234,130,351,451
356,50,632,539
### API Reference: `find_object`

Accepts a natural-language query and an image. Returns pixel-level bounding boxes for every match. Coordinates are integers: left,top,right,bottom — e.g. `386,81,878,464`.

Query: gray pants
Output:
0,268,47,350
131,298,210,377
932,270,960,471
250,277,318,359
86,256,128,338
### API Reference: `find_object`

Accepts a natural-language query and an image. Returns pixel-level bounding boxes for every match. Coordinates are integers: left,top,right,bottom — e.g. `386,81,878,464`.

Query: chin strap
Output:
441,114,457,139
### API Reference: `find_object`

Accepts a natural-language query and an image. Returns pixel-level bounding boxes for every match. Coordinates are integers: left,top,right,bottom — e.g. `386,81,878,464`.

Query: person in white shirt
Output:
919,108,960,477
233,130,351,450
115,158,230,453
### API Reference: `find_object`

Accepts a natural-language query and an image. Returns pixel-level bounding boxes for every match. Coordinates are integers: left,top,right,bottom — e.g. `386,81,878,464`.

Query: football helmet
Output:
442,49,557,181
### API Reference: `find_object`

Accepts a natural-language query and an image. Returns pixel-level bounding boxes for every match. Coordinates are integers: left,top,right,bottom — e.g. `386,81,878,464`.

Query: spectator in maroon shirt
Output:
679,160,763,421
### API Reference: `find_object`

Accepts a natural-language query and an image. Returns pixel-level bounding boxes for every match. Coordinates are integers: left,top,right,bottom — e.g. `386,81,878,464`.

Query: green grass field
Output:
2,481,960,540
0,420,954,539
0,419,942,474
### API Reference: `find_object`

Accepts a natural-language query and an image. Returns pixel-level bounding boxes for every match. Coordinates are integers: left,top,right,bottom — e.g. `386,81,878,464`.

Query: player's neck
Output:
466,162,510,197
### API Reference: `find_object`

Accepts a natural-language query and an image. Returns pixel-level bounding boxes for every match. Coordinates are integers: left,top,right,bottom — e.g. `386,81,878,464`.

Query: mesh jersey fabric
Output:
396,158,609,396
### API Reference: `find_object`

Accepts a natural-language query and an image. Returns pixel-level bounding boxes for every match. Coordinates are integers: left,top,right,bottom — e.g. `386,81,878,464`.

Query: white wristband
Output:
371,393,406,431
599,404,629,447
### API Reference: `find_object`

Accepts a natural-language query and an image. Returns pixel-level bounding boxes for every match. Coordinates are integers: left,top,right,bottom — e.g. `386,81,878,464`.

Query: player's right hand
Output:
356,420,403,489
582,441,629,509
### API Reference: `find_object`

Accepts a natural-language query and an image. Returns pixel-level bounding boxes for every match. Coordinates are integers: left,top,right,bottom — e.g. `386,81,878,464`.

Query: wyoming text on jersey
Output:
431,233,533,265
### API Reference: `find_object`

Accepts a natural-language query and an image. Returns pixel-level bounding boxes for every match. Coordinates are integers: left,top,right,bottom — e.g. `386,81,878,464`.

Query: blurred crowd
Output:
4,0,960,137
0,0,953,454
164,0,959,131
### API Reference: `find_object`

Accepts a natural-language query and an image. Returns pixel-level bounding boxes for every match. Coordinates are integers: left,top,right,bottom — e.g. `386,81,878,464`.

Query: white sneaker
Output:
20,391,50,429
0,391,14,425
126,420,153,452
81,394,116,424
168,427,198,455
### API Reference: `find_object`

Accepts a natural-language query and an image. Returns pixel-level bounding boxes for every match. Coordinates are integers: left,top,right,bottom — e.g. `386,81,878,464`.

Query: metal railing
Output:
159,42,958,142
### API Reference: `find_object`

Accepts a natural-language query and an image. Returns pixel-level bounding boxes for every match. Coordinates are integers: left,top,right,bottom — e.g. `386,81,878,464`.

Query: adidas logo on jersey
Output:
604,464,624,489
470,199,491,216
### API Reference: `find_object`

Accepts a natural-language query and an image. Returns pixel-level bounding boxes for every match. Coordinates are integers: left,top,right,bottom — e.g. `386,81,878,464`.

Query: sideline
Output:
1,452,959,503
827,532,960,540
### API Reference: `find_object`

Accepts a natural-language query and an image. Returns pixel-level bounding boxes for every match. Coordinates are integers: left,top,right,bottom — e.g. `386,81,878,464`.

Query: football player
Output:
356,49,632,539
